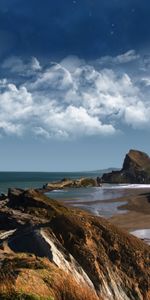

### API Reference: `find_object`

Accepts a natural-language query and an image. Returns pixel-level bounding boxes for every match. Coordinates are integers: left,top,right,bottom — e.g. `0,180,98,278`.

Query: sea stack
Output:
102,149,150,183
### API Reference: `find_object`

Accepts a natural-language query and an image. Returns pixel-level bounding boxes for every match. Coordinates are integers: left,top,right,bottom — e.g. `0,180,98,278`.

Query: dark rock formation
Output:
0,193,7,201
0,188,149,300
102,149,150,183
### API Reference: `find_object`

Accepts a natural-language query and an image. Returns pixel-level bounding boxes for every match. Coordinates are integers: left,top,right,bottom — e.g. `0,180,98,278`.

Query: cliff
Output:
0,188,149,300
102,149,150,183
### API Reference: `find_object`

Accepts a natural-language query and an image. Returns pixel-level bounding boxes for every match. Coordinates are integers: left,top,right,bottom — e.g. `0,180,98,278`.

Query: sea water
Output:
0,171,100,194
1,171,150,219
46,186,127,217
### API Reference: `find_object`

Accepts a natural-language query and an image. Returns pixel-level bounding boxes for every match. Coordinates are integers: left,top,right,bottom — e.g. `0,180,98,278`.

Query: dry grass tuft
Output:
0,254,102,300
0,266,16,295
45,269,101,300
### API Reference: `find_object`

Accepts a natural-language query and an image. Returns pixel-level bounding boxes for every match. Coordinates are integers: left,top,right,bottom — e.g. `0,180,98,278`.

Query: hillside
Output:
0,188,149,300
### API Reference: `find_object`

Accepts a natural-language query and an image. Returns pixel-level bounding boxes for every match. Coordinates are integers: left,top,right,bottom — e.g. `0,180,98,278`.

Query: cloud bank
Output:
0,51,150,139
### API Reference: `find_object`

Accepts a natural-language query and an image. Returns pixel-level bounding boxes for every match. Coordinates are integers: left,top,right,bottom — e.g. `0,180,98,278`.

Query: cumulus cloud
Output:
44,106,115,138
125,102,149,127
0,51,150,139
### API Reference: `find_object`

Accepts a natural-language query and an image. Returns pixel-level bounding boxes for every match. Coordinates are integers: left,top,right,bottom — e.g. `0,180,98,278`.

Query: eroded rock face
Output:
0,189,149,300
102,149,150,183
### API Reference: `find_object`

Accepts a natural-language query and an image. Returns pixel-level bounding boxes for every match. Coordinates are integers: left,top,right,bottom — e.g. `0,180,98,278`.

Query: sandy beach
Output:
107,188,150,230
104,188,150,245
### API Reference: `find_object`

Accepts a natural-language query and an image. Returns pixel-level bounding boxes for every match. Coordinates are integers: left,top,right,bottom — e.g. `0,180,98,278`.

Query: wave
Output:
103,184,150,189
130,229,150,245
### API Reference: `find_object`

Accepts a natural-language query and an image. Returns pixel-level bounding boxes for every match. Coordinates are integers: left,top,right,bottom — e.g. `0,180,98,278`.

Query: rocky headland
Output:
102,149,150,184
42,177,97,191
0,188,149,300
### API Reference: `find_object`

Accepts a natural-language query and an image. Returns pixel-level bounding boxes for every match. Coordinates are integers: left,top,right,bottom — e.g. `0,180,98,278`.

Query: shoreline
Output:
48,186,150,241
107,188,150,231
2,184,150,242
47,187,150,232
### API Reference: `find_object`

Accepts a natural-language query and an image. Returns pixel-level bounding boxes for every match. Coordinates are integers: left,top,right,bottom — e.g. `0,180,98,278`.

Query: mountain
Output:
0,188,149,300
90,168,119,175
102,149,150,183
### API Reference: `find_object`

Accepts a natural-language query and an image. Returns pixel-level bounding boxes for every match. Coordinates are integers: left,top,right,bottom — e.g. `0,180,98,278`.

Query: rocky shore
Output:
42,177,97,191
0,188,149,300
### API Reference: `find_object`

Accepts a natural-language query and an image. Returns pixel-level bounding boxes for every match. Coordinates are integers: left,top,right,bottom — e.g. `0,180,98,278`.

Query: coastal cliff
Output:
102,149,150,183
0,188,149,300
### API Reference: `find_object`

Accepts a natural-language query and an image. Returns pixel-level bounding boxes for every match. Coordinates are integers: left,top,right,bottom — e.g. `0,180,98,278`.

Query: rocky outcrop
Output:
44,177,97,190
0,188,149,300
102,149,150,183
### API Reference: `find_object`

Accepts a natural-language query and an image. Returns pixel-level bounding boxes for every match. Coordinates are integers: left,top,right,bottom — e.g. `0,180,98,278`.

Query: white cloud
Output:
44,105,115,138
0,51,150,139
31,57,41,71
141,77,150,86
0,121,23,136
2,56,41,75
97,50,140,66
33,127,50,139
60,55,85,72
124,102,149,127
114,50,140,64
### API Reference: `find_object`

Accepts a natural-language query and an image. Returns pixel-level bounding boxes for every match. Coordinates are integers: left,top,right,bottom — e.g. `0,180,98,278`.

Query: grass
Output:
0,253,102,300
0,254,47,271
41,269,101,300
0,293,54,300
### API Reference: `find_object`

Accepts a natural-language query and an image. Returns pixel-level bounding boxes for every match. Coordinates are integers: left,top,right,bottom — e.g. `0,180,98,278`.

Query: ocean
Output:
0,171,100,194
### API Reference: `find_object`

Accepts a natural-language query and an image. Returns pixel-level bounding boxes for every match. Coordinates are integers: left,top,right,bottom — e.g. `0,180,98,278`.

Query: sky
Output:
0,0,150,171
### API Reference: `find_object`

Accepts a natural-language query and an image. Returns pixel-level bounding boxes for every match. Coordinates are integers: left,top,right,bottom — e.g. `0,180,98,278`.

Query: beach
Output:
109,188,150,230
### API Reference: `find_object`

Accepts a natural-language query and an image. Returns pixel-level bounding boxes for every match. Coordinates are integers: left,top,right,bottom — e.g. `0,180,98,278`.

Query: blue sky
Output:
0,0,150,171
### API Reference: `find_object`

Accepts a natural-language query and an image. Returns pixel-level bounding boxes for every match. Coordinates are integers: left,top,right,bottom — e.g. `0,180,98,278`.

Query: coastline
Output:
1,180,150,243
48,186,150,243
47,186,150,232
107,188,150,231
